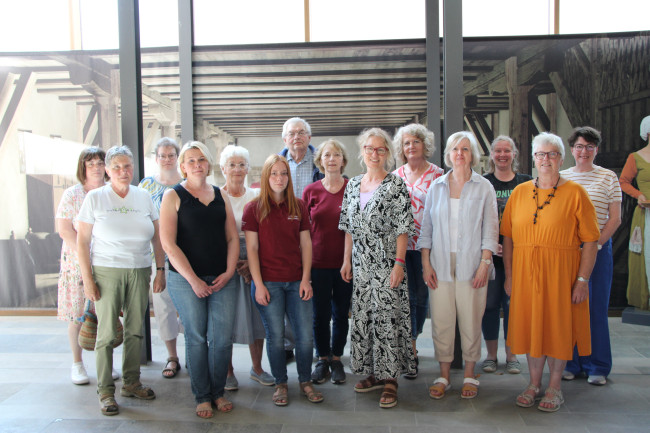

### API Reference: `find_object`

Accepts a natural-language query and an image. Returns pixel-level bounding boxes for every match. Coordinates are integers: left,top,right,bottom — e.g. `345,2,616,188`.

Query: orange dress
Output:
501,180,600,360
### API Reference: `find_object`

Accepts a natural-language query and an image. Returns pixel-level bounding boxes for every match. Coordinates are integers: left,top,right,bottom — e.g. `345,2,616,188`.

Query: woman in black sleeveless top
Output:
160,141,239,419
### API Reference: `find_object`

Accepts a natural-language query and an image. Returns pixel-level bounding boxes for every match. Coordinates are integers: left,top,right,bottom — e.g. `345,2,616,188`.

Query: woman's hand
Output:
83,280,101,302
236,260,251,284
191,277,212,298
340,260,352,283
572,279,589,304
496,243,503,257
210,270,234,293
422,262,438,289
255,283,271,306
300,279,313,301
504,276,512,296
152,270,166,293
639,194,649,208
390,264,405,288
472,262,489,289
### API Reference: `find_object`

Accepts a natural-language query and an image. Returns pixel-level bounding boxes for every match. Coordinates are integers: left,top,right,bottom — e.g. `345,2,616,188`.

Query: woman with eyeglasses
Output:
620,115,650,312
339,128,416,409
139,137,183,379
219,144,274,391
419,131,498,401
501,132,599,412
560,127,621,387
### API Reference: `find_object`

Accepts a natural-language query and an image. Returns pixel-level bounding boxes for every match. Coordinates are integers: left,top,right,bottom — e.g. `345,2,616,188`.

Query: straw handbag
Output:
77,300,124,351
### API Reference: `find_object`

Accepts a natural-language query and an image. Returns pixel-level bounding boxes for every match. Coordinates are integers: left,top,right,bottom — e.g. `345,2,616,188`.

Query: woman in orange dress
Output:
501,132,599,412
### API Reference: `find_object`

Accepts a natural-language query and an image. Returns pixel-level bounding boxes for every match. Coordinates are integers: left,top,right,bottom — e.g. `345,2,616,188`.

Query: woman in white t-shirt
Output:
77,145,166,417
219,144,274,390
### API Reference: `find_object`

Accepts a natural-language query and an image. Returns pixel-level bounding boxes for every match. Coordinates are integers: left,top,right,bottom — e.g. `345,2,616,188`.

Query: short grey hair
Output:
531,132,565,161
357,128,395,171
219,144,250,168
105,145,134,166
282,117,312,138
393,123,435,165
313,139,348,174
154,137,180,157
486,135,520,174
443,131,481,169
178,141,214,179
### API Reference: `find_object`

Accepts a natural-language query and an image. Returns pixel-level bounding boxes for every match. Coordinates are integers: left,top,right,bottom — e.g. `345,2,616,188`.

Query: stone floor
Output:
1,316,649,432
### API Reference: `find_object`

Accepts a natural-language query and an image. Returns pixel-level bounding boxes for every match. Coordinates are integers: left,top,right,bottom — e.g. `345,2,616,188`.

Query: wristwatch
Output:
577,276,588,282
480,259,491,265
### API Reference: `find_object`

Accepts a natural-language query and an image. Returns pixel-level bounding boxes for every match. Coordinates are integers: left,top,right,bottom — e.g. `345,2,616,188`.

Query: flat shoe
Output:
429,377,451,400
587,375,607,386
481,359,497,373
215,397,233,413
461,377,479,399
561,370,575,381
300,381,324,403
225,374,239,391
354,375,385,393
162,356,180,379
273,383,288,406
379,380,398,409
538,387,564,412
196,402,213,419
506,360,521,374
516,384,541,408
250,368,275,386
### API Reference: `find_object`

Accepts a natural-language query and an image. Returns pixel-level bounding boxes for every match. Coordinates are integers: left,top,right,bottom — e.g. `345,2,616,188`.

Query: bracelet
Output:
597,244,602,250
577,276,588,282
394,258,406,268
156,267,165,271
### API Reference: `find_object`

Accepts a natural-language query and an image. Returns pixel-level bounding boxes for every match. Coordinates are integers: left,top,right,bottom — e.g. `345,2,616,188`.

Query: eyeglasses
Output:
534,151,561,160
157,153,177,160
227,162,248,170
286,130,308,138
573,144,597,152
364,146,388,156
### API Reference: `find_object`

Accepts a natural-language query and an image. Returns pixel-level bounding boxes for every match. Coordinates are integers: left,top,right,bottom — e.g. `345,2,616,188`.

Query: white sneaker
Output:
71,362,90,385
587,375,607,386
112,369,120,381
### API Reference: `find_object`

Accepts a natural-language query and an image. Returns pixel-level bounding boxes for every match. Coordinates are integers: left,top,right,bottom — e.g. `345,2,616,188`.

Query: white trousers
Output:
430,253,487,363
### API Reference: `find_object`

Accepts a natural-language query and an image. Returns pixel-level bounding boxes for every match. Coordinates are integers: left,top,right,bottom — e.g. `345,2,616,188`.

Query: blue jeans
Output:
481,262,509,341
311,268,353,358
167,271,237,404
253,281,313,384
566,239,613,377
405,250,428,339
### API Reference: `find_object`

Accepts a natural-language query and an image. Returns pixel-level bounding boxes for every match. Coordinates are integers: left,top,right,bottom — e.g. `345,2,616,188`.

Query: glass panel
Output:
560,0,649,34
193,0,304,46
0,51,122,309
0,0,71,51
139,0,180,48
462,0,551,36
79,0,119,50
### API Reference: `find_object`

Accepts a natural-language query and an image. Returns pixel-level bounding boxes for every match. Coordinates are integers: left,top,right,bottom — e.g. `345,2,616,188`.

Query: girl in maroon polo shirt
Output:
242,154,323,407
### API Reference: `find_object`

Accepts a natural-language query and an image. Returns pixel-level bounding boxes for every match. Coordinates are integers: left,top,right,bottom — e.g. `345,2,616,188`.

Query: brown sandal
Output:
214,396,233,413
272,383,288,406
354,375,385,393
379,380,398,408
300,381,324,403
196,401,213,418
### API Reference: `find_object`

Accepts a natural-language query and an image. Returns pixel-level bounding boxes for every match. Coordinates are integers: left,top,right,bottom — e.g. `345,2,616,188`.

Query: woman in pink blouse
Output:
392,123,444,378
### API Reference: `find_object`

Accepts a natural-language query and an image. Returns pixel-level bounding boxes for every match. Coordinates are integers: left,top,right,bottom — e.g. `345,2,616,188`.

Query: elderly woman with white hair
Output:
339,128,416,409
138,137,183,379
501,132,599,412
77,145,166,415
620,115,650,311
419,131,498,400
392,123,444,378
160,141,240,419
219,144,275,390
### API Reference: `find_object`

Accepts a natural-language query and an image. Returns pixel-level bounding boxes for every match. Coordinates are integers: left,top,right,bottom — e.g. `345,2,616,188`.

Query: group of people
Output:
56,114,650,417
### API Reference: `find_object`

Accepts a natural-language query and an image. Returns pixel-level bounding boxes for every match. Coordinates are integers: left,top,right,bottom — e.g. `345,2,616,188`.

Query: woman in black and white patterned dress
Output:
339,128,416,409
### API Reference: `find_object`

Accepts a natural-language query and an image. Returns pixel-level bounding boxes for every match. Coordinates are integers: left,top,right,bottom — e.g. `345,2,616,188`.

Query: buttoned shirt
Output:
417,170,499,282
287,147,314,199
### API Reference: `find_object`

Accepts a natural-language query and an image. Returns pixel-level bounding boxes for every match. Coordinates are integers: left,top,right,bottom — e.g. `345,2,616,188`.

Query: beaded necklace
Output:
532,176,560,224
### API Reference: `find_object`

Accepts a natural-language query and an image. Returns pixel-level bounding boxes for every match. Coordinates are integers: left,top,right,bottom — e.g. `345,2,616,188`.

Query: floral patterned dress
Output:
338,173,417,379
56,184,88,321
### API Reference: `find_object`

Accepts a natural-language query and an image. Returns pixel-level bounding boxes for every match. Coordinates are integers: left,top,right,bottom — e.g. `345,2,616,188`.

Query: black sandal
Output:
162,356,181,378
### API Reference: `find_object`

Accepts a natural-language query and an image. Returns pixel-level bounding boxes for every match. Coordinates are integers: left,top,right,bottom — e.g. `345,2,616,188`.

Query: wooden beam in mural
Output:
505,57,533,174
